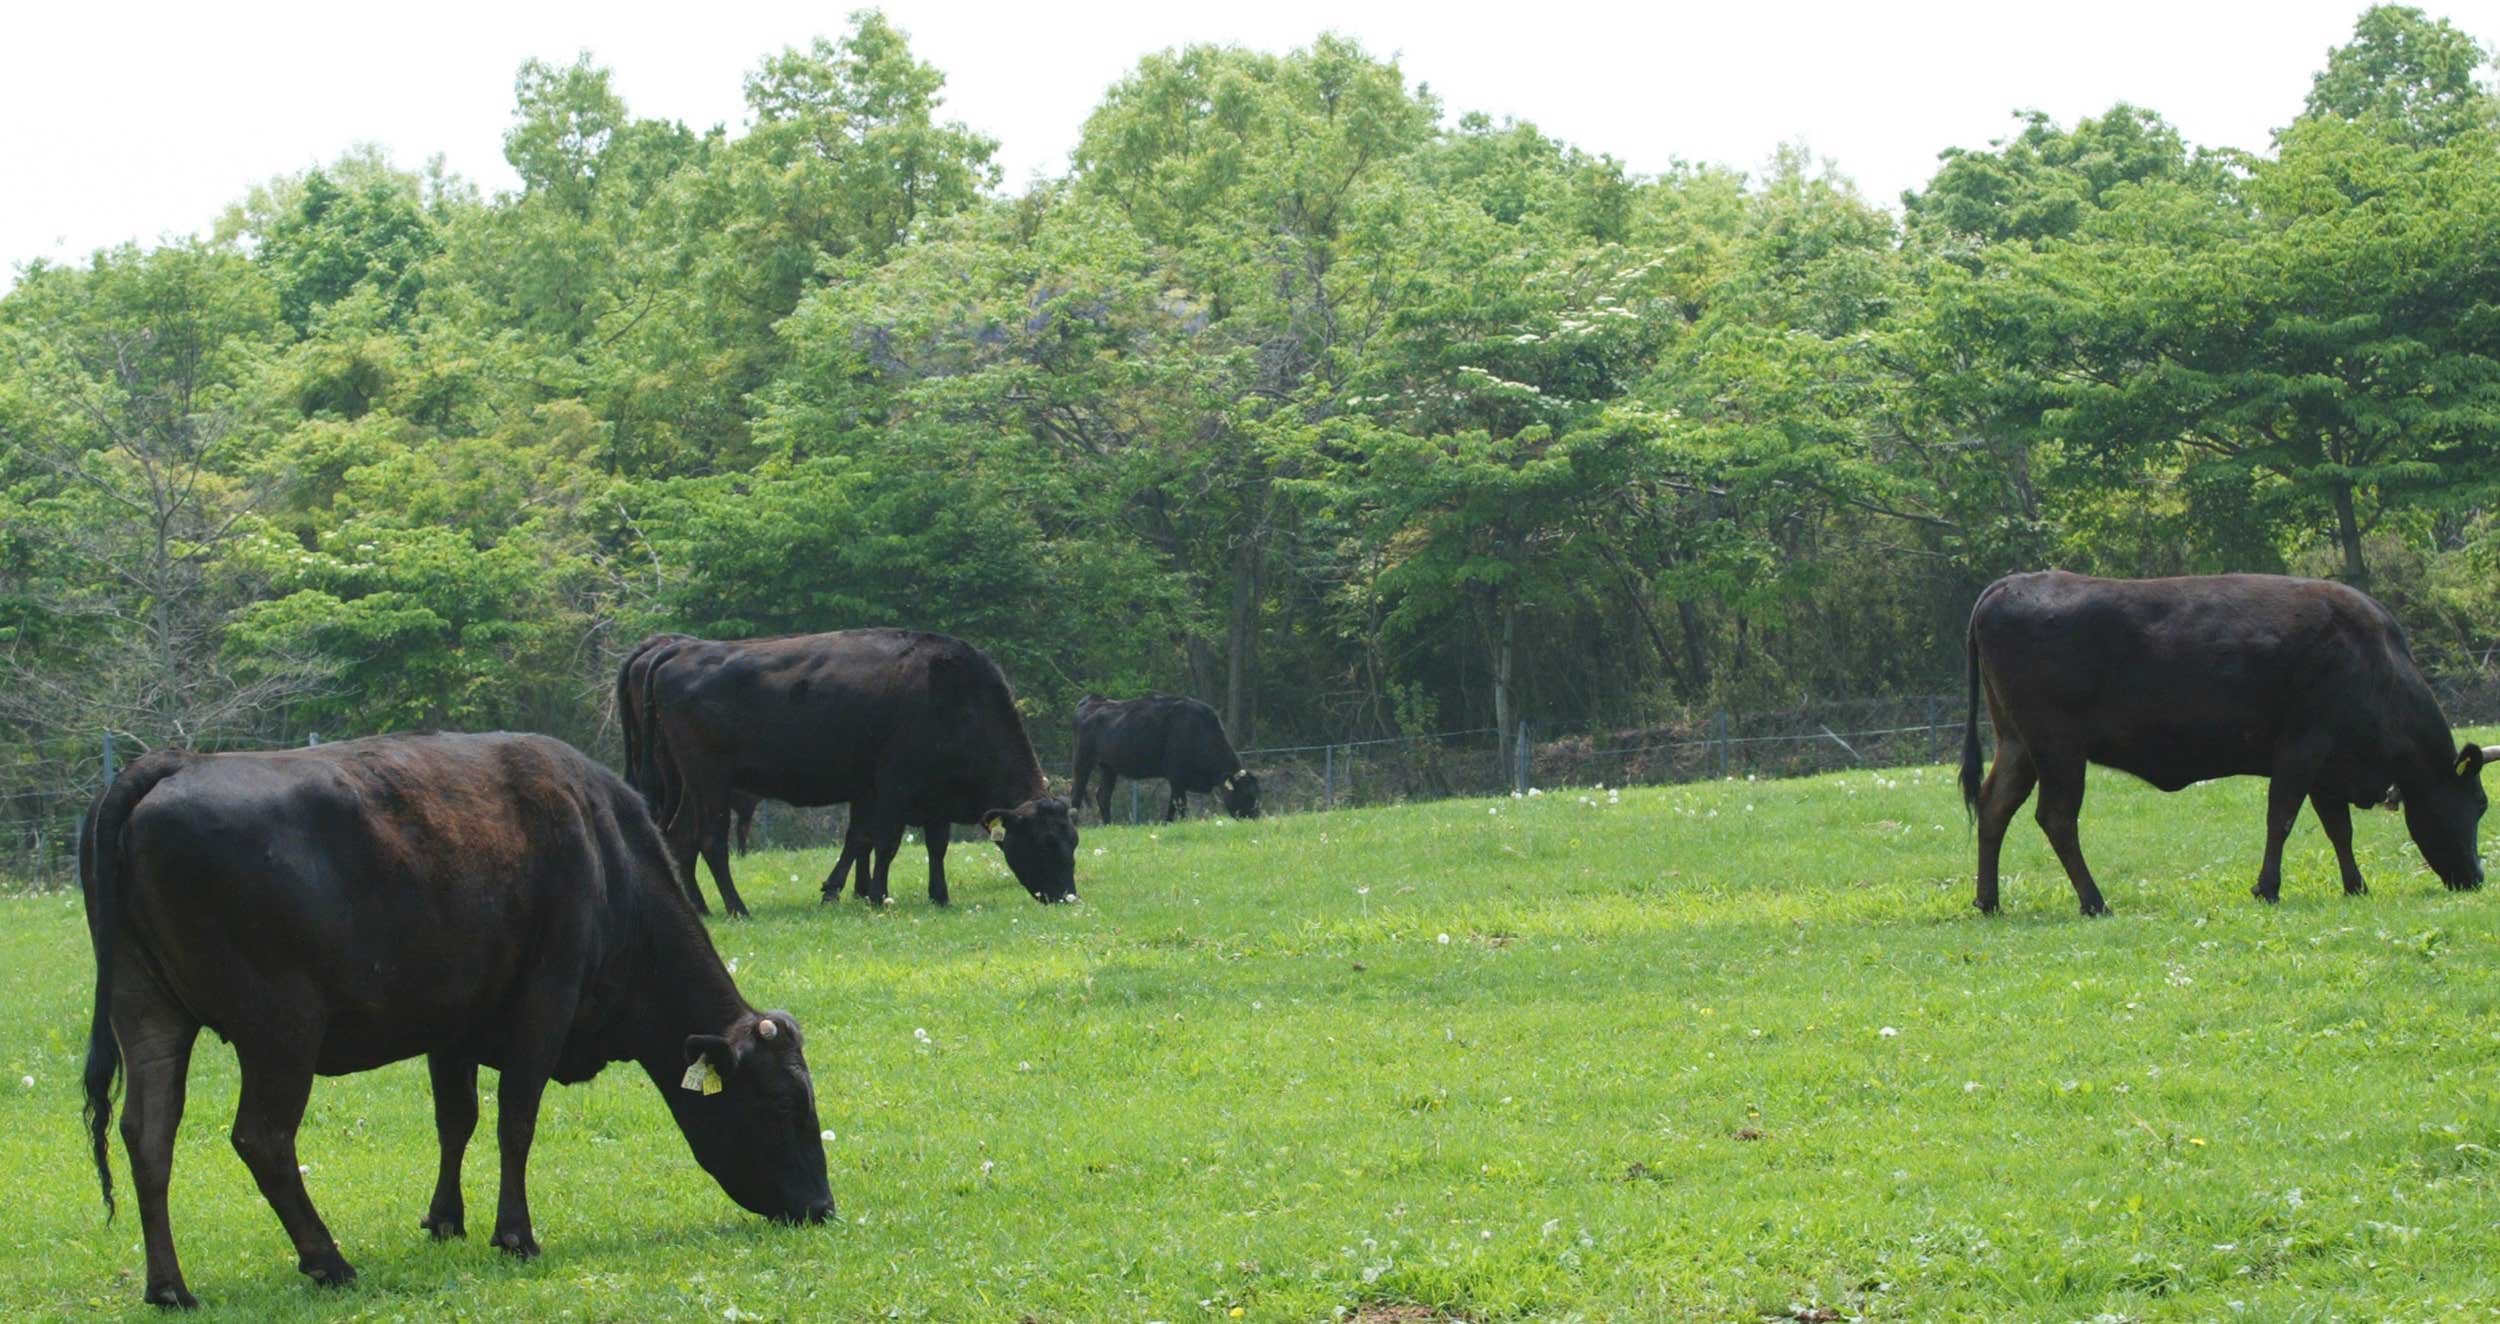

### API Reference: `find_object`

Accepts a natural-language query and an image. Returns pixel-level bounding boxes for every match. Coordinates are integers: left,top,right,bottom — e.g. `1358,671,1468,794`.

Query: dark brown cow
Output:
1961,571,2492,915
80,733,833,1307
635,628,1077,909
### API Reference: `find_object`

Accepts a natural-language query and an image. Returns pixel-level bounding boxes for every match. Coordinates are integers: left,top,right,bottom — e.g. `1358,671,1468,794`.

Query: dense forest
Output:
4,6,2497,811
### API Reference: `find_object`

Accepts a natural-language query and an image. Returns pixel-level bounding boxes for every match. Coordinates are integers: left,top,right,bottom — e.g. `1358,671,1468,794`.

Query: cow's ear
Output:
2457,744,2488,779
681,1034,737,1093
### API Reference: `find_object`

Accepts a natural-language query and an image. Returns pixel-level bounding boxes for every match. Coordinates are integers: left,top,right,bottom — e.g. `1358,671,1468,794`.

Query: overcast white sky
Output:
2,0,2482,284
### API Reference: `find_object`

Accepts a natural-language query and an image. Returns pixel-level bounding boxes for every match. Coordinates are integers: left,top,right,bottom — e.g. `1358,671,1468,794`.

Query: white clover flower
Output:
821,1129,838,1142
1878,1026,1899,1038
913,1027,931,1044
1437,933,1452,945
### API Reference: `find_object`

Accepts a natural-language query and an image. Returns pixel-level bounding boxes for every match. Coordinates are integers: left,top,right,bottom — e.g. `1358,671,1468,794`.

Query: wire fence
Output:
14,673,2500,887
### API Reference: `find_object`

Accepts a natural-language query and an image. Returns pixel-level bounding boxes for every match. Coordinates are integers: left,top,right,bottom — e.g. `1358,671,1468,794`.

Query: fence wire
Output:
13,673,2500,887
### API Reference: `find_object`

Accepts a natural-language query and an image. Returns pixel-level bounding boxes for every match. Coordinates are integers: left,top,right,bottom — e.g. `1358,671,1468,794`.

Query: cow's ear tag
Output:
681,1060,723,1094
985,819,1005,842
2460,752,2477,776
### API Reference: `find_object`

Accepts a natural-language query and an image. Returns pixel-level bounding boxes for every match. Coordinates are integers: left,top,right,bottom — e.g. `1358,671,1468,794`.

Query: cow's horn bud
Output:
757,1018,779,1040
2483,745,2500,765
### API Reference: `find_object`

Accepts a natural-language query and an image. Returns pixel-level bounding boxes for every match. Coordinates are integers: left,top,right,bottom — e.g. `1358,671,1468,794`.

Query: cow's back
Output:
1973,572,2435,789
663,628,1041,814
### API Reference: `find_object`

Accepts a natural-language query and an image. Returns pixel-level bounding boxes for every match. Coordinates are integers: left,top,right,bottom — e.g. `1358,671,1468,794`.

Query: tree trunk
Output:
1676,599,1711,697
1224,535,1259,746
1491,591,1516,769
2331,480,2370,591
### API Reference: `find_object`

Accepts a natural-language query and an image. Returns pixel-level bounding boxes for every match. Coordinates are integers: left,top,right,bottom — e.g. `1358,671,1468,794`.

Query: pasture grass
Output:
4,752,2499,1322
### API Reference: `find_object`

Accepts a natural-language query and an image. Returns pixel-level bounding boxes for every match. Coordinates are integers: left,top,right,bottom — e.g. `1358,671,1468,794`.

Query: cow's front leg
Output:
489,1068,551,1258
421,1055,478,1239
2309,792,2368,896
923,819,950,906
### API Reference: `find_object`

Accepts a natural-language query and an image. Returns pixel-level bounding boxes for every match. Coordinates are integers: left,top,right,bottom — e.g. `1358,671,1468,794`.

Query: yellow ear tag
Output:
2459,753,2476,776
681,1060,723,1095
986,820,1005,842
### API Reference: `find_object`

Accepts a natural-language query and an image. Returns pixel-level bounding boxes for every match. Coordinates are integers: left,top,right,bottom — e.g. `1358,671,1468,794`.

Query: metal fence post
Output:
1714,710,1729,778
1925,697,1940,765
1324,744,1337,812
101,731,116,790
1128,781,1140,826
1514,719,1531,795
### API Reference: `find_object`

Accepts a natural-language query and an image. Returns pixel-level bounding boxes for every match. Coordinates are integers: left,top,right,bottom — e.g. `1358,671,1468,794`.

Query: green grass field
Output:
5,754,2499,1322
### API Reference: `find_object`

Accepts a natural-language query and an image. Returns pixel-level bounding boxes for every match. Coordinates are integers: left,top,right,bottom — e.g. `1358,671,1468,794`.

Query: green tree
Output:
2303,4,2495,145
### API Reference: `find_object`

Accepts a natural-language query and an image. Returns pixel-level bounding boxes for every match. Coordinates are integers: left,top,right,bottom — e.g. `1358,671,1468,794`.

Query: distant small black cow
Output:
80,733,832,1307
1961,571,2492,915
1070,694,1259,823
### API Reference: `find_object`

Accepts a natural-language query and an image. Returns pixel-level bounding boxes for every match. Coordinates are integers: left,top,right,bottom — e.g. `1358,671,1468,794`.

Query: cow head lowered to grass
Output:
983,795,1080,901
1219,769,1262,819
667,1010,835,1222
2393,742,2495,891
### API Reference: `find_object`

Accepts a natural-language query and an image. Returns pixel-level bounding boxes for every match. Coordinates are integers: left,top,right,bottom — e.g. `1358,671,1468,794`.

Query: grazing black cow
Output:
1961,571,2492,915
79,733,832,1308
635,628,1077,908
1069,694,1259,824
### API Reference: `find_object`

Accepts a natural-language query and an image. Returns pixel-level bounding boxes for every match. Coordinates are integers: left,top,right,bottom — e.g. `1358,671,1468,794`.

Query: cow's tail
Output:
615,655,644,795
636,647,678,826
82,752,181,1221
1959,611,1986,821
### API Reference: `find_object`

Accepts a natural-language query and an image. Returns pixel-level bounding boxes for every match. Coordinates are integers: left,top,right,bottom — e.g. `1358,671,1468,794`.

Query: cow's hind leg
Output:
230,1049,355,1287
1973,742,2037,915
698,796,750,918
118,992,201,1308
2309,792,2368,896
1096,773,1119,824
421,1055,478,1239
2031,755,2108,916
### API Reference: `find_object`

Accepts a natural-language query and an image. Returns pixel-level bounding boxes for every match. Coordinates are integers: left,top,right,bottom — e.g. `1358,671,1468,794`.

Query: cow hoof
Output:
144,1282,198,1309
2446,878,2484,892
421,1211,465,1240
2250,885,2281,905
491,1229,542,1260
298,1252,357,1287
929,892,950,907
1972,900,2000,916
2079,902,2111,918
